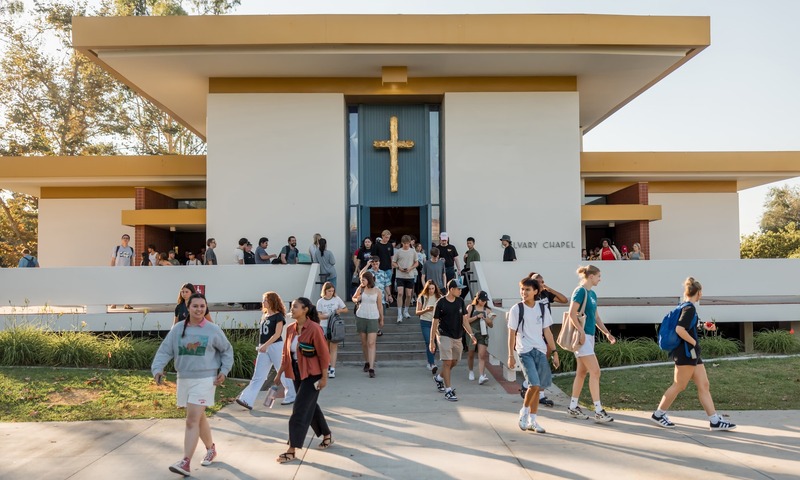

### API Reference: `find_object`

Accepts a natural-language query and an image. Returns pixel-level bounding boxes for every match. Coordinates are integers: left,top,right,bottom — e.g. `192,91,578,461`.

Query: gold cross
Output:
373,116,414,193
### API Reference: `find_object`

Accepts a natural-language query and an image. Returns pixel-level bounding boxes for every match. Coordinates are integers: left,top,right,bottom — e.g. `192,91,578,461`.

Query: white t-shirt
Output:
317,296,346,329
507,301,552,354
234,248,244,264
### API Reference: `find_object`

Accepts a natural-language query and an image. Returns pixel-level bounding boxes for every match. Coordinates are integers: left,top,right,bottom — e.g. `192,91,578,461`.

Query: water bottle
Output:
265,385,280,408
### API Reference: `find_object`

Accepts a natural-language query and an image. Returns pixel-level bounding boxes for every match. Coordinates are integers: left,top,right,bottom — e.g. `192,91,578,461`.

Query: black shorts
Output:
672,343,703,366
396,278,415,290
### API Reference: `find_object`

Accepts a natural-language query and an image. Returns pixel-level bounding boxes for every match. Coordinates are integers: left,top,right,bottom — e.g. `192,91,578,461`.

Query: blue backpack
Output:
657,301,694,351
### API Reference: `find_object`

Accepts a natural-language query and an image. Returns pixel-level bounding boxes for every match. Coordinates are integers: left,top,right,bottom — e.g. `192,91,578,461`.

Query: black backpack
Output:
326,313,346,344
513,301,546,331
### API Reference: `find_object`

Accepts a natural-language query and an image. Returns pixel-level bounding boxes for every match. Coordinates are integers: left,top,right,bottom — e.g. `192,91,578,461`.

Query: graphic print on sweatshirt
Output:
179,335,209,356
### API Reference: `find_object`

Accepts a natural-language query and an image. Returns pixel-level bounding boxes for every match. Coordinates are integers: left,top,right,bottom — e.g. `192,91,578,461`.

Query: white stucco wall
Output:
38,198,135,267
649,192,740,259
206,93,347,286
442,92,582,262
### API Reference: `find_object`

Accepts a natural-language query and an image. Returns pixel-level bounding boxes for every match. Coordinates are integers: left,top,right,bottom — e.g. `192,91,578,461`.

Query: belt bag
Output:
298,341,317,358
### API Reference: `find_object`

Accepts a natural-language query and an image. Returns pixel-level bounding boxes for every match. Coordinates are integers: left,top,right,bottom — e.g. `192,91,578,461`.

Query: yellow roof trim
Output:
0,155,206,178
121,209,206,227
581,204,662,222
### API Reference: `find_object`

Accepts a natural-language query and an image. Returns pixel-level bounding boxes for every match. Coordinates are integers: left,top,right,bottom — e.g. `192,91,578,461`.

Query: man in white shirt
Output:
507,277,559,434
234,237,248,265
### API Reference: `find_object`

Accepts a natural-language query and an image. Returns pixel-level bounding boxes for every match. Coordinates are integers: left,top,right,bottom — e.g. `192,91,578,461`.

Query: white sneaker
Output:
518,414,530,431
426,363,434,371
397,317,403,324
328,368,335,378
403,310,411,318
478,374,488,385
528,420,546,434
468,371,475,381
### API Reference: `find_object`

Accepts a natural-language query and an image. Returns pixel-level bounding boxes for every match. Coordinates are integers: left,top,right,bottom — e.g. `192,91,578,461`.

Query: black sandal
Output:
318,435,334,449
277,451,297,463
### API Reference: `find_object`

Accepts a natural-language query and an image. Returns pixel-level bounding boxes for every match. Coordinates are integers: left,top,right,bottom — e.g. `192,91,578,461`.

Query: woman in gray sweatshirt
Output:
314,238,337,291
152,293,233,477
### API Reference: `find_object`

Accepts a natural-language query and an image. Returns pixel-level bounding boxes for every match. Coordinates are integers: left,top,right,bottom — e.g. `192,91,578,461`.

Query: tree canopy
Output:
740,185,800,259
0,0,239,266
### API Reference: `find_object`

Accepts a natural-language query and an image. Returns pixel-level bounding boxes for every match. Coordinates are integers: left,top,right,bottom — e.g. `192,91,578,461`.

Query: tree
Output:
759,185,800,233
0,190,38,267
740,222,800,259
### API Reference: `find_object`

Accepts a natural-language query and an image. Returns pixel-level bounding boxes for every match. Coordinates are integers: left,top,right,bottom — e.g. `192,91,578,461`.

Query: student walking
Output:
151,293,233,477
466,290,495,384
274,297,333,463
430,279,475,401
352,271,384,378
507,278,559,433
651,278,736,431
235,292,296,410
314,238,337,291
416,280,442,372
392,235,419,322
566,265,616,423
317,282,348,378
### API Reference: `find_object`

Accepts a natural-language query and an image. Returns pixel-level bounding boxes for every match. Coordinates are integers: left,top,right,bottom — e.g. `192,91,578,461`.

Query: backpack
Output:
657,301,695,351
326,313,346,344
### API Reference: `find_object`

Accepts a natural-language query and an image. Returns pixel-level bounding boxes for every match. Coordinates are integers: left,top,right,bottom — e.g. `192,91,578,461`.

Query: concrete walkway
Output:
1,365,798,479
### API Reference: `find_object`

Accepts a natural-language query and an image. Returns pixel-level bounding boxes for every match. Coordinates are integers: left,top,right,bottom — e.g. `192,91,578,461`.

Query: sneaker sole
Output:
594,416,614,423
201,457,216,467
710,425,737,431
169,466,190,477
567,410,589,420
527,426,546,434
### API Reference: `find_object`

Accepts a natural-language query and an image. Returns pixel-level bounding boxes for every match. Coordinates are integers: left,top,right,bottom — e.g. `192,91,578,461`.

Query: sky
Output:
18,0,800,234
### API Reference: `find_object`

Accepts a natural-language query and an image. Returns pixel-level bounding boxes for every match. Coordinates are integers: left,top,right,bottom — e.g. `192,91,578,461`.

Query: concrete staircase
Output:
336,303,429,365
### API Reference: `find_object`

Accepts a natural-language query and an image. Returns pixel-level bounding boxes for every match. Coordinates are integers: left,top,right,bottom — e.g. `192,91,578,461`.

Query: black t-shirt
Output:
537,290,557,313
174,302,189,323
372,241,394,271
356,248,373,267
434,296,466,339
677,303,699,345
503,245,517,262
243,250,256,265
260,313,285,344
438,244,459,268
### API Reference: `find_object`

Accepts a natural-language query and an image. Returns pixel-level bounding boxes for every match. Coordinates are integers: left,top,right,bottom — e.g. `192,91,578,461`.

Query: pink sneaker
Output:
201,443,217,466
169,457,191,476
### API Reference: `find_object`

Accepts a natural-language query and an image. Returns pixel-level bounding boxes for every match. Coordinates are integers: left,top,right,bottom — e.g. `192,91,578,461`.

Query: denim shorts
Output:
518,348,552,390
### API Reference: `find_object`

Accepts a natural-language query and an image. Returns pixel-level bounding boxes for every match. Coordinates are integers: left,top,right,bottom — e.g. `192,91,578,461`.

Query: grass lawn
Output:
0,367,245,422
552,356,800,411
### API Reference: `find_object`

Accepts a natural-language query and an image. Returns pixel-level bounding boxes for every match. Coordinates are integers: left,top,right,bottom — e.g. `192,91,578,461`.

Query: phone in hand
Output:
314,379,321,390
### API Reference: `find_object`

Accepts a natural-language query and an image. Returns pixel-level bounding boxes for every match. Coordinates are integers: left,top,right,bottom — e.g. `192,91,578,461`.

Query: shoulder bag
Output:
557,287,588,352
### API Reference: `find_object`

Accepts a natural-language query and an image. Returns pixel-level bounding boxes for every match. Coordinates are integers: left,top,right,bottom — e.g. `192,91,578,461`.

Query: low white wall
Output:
206,93,347,289
442,92,582,262
38,198,135,267
649,192,740,260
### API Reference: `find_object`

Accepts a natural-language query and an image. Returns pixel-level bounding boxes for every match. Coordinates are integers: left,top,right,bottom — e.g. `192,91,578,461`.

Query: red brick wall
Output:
135,188,177,210
615,221,650,260
133,188,178,259
608,182,648,205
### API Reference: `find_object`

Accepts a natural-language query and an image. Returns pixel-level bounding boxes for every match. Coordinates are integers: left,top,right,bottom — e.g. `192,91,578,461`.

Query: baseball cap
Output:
440,232,449,240
447,279,464,290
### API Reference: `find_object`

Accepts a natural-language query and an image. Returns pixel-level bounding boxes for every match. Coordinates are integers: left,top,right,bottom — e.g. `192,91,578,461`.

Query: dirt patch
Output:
47,388,101,405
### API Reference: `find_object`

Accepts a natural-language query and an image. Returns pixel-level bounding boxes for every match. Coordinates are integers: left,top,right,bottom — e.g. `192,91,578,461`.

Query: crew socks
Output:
594,401,603,413
569,397,579,410
654,409,666,418
435,375,444,382
520,406,530,416
539,391,546,400
709,413,721,423
530,413,537,423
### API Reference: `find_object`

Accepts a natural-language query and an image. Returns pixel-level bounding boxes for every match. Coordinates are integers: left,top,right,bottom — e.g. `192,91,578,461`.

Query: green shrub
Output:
754,329,800,354
229,335,258,379
555,346,576,372
50,331,104,367
0,326,55,366
595,338,667,368
698,335,742,357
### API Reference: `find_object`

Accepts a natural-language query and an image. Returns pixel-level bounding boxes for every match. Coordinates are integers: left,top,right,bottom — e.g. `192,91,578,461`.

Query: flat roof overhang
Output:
72,14,711,140
581,151,800,191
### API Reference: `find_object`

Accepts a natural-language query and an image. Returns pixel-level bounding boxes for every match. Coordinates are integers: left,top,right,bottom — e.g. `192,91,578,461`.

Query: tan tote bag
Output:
557,287,588,352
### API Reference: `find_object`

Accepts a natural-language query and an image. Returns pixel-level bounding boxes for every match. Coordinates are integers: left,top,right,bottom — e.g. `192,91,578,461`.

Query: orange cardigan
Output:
281,320,331,381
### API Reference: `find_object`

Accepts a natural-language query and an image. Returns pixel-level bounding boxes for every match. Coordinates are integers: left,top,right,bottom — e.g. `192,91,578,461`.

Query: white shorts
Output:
575,335,596,358
176,377,216,407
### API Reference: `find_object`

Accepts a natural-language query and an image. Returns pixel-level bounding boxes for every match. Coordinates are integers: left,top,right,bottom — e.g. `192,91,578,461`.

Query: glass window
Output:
583,195,607,205
177,200,206,209
348,108,359,205
429,108,440,204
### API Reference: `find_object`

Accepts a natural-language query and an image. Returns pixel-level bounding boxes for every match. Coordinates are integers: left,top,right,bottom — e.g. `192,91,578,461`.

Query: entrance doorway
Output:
369,207,421,244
